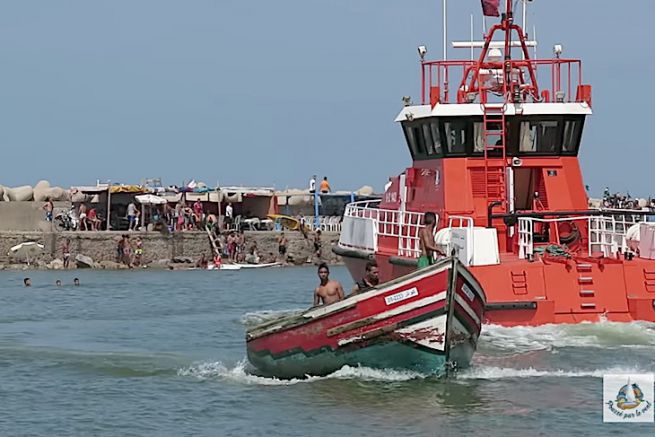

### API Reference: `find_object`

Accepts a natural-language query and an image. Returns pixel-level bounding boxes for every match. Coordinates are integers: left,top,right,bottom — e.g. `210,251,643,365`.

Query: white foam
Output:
239,308,305,327
481,321,655,353
458,365,649,380
328,365,427,381
177,361,427,385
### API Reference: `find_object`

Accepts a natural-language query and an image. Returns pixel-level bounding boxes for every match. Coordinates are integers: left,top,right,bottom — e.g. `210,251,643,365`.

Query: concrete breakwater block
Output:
6,185,34,201
75,254,94,268
34,186,68,202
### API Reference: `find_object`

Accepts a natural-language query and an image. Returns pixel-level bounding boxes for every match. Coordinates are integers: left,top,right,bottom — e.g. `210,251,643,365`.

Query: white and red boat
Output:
246,256,486,378
335,0,655,327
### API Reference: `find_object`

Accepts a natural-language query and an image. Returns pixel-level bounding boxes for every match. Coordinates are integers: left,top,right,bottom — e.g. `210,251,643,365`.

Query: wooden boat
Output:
245,257,486,378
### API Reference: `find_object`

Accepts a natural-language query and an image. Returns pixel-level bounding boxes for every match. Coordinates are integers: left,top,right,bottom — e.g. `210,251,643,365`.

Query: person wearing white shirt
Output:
225,203,234,230
309,175,316,194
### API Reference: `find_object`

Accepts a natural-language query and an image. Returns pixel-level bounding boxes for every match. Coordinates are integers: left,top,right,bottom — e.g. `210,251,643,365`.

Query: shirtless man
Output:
42,197,54,222
62,238,71,269
277,232,288,261
418,211,444,269
313,263,344,306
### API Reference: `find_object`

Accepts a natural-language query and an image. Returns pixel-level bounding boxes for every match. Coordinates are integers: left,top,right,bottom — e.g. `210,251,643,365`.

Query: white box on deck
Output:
450,227,500,266
639,223,655,260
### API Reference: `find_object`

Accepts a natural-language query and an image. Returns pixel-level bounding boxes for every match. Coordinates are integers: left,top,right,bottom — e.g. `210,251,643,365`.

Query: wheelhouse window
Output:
562,118,583,154
519,119,560,153
429,120,443,156
402,114,585,159
443,120,468,155
402,118,443,160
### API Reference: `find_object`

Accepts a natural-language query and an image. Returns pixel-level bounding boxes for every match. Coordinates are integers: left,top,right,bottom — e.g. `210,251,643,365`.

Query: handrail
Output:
448,216,474,229
341,202,432,258
516,213,645,259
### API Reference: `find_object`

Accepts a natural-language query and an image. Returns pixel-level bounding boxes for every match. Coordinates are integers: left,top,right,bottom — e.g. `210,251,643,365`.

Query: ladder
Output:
205,225,221,257
482,103,507,207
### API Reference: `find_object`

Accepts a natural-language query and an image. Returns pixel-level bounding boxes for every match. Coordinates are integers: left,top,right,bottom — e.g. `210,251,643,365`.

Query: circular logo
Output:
616,383,645,410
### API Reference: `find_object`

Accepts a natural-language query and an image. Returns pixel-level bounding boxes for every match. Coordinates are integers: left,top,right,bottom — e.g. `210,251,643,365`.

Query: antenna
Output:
470,14,474,61
442,0,447,61
522,0,528,60
533,26,537,58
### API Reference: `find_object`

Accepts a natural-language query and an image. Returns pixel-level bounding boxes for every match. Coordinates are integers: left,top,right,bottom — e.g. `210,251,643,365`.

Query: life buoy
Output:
558,221,580,246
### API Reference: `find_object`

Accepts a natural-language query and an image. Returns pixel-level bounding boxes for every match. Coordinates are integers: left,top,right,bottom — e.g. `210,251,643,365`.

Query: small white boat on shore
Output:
207,264,242,271
234,262,281,269
207,262,282,271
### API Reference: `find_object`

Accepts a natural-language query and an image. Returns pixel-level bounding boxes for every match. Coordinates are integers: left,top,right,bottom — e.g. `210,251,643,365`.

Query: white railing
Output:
517,212,646,259
518,217,534,259
339,200,432,258
448,215,474,229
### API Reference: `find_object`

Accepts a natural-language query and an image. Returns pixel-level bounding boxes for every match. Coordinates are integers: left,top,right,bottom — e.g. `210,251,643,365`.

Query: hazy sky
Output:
0,1,650,195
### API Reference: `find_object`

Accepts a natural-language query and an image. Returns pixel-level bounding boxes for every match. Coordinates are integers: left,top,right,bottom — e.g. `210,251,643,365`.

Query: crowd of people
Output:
601,187,654,210
116,234,144,268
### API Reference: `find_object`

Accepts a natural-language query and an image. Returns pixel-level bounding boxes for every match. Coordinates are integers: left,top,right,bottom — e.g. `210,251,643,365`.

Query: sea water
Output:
0,266,653,435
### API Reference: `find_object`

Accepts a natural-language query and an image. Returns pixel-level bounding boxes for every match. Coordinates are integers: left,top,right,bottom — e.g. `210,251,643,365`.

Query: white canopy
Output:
8,242,45,265
135,194,167,205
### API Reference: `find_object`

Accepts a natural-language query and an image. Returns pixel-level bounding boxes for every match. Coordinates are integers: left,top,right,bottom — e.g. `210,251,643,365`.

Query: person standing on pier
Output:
278,232,288,262
193,198,204,229
62,238,71,269
42,197,54,223
225,202,234,231
309,175,316,194
127,201,137,231
319,177,331,194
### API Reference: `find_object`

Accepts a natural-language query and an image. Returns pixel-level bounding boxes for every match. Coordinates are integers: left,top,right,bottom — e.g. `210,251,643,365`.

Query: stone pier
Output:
0,230,341,269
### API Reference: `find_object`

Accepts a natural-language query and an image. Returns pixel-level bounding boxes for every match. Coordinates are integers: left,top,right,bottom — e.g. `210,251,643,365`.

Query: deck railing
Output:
339,200,430,258
517,211,646,260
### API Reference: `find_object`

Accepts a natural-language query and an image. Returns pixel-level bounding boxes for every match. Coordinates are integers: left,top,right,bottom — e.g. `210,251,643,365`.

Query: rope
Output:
533,244,572,258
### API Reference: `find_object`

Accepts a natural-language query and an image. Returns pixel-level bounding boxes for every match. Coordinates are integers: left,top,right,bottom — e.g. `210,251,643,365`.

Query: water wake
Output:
457,365,650,380
239,308,305,327
481,320,655,353
178,360,655,384
177,361,427,385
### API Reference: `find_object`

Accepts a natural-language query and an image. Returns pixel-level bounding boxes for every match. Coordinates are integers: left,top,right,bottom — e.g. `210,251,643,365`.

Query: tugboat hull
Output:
338,251,655,327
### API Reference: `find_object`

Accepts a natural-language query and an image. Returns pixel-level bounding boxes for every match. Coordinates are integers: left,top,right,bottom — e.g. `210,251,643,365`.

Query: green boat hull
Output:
247,339,475,379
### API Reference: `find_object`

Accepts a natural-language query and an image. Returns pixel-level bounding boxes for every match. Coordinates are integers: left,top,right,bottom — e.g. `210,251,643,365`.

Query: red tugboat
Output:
335,0,655,327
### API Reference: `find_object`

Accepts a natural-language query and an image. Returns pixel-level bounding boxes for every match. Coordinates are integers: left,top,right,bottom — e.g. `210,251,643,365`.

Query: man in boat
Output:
314,263,344,306
418,211,444,269
351,260,380,295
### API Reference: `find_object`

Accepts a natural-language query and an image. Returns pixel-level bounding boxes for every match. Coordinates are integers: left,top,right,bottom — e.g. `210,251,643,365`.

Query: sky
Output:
0,0,651,196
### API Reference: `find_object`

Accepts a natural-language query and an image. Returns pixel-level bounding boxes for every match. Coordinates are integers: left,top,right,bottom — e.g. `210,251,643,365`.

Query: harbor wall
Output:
0,230,341,269
0,202,71,232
